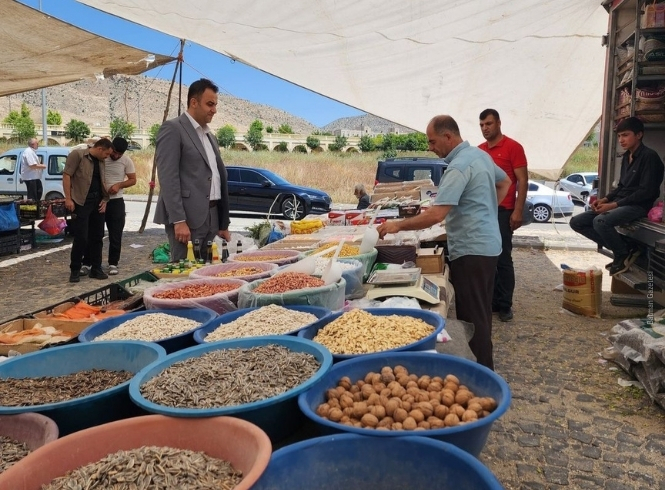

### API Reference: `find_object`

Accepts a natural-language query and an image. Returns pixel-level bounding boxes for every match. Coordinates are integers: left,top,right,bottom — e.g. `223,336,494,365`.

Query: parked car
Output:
584,187,598,212
0,146,69,200
226,166,332,220
374,157,448,186
527,180,574,223
558,172,597,203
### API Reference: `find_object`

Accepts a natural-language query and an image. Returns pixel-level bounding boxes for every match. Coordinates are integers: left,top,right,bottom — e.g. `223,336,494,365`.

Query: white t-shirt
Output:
104,153,136,199
20,146,42,180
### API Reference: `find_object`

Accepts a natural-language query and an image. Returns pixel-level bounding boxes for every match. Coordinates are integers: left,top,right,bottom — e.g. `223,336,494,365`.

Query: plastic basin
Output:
0,413,58,452
252,433,503,489
0,341,166,436
297,351,511,457
0,415,271,490
297,308,445,362
193,305,331,343
78,308,218,354
130,336,333,442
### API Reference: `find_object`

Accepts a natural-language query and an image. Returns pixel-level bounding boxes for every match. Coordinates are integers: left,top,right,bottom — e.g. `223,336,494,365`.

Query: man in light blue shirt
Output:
378,115,510,370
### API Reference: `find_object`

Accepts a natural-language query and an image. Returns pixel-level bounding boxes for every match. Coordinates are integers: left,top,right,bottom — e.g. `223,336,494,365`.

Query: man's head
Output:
616,117,644,153
90,138,114,160
479,108,502,143
187,78,219,126
28,138,38,150
110,137,128,161
354,184,366,198
426,115,463,158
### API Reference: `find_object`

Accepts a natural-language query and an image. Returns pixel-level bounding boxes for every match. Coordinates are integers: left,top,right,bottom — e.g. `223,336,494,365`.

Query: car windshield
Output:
586,174,598,183
258,169,290,185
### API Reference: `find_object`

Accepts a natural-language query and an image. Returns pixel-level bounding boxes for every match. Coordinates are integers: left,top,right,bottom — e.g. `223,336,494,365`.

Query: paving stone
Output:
545,427,568,441
645,439,665,455
516,463,540,479
570,457,595,472
593,417,623,429
571,430,594,444
568,420,591,431
549,409,567,418
544,449,569,467
574,474,605,487
543,466,569,486
517,422,545,435
518,435,541,447
593,435,617,447
616,432,642,446
564,383,582,392
621,425,639,436
521,482,547,490
627,470,655,487
602,452,628,464
543,386,560,395
576,393,597,402
539,394,551,403
604,481,635,490
582,445,602,459
600,463,625,479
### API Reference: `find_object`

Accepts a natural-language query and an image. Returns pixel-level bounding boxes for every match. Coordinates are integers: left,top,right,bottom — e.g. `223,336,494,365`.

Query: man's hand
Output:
510,208,523,231
64,198,75,212
218,229,231,241
174,222,191,244
98,201,107,214
591,197,608,212
376,220,401,239
595,201,618,214
108,183,121,195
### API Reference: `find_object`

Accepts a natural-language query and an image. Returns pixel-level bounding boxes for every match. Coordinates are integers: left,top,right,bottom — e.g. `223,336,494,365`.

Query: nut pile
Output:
233,253,293,262
0,436,30,473
43,446,242,490
215,266,264,277
253,272,324,294
140,345,320,408
312,309,434,355
0,369,133,406
93,313,201,342
153,283,238,300
312,243,361,258
205,304,318,341
316,366,498,431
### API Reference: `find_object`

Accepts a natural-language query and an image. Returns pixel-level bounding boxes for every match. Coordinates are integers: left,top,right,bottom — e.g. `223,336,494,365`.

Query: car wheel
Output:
532,204,552,223
281,196,306,220
44,191,64,200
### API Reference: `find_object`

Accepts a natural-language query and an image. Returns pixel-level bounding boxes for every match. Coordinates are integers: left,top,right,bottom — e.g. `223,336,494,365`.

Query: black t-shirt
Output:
86,155,102,199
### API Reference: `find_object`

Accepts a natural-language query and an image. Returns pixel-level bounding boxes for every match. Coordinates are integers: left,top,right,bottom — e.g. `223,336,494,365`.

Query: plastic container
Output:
143,277,246,314
0,413,59,452
298,308,444,362
238,276,346,311
129,336,333,442
227,249,301,266
298,351,511,457
253,434,503,489
193,305,331,343
78,308,218,354
0,415,271,490
0,341,166,436
189,261,278,281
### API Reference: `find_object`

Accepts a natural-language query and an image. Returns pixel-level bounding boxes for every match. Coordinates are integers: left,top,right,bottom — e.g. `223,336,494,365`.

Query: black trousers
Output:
70,197,105,273
449,254,499,370
493,208,515,311
25,180,43,202
83,198,126,267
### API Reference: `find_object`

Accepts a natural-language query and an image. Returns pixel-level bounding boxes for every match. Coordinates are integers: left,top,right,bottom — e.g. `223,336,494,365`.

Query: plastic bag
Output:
648,202,663,223
150,242,170,263
0,202,19,232
190,261,277,281
238,277,346,311
143,277,246,314
38,205,66,236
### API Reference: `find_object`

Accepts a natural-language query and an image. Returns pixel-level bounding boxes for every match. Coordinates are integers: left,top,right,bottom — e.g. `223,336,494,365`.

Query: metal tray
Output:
367,267,421,285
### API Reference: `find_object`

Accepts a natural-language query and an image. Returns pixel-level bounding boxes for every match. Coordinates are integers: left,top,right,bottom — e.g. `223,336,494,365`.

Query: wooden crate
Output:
416,247,445,274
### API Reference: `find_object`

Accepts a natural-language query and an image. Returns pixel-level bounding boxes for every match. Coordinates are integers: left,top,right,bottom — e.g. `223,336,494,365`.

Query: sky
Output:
18,0,365,128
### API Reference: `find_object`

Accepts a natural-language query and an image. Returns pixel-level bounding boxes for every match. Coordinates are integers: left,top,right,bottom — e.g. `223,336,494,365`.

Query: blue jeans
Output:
569,205,646,257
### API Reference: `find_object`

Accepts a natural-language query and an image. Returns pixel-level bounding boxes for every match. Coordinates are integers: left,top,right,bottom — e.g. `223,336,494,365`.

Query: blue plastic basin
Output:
0,341,166,436
297,308,444,362
78,308,218,354
130,336,333,442
252,434,503,489
192,305,331,343
298,351,511,457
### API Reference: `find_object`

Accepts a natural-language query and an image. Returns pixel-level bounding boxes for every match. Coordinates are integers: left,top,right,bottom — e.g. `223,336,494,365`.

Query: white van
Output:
0,146,69,200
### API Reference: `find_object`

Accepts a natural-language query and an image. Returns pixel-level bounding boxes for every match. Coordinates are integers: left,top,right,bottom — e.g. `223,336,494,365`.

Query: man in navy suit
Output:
154,78,231,261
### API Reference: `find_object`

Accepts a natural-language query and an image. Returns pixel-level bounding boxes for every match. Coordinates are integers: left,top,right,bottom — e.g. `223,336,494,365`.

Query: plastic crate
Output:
114,271,159,291
39,199,67,218
19,226,35,251
18,200,39,220
78,283,132,307
0,230,19,256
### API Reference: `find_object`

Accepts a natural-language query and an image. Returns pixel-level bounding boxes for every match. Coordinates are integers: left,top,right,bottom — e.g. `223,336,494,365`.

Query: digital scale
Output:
366,266,441,304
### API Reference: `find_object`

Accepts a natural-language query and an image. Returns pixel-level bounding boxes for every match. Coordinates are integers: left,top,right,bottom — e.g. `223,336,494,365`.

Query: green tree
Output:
109,117,135,139
4,103,36,143
275,141,289,152
250,120,263,132
358,135,376,152
328,135,348,152
396,132,428,151
216,124,236,149
148,123,161,147
293,145,307,154
244,120,264,151
306,136,320,150
64,119,91,143
46,109,62,126
266,126,274,133
277,124,293,134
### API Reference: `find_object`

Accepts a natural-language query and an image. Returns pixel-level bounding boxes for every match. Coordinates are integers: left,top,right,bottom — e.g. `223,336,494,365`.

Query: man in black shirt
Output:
570,117,664,276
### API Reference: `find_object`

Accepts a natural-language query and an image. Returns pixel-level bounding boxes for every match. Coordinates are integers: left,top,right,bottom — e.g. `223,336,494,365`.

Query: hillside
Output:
322,114,415,135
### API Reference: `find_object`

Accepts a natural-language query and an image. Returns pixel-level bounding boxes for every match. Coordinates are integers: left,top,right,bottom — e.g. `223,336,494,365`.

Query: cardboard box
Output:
0,317,90,355
416,247,445,274
370,189,421,203
398,204,421,217
420,186,439,202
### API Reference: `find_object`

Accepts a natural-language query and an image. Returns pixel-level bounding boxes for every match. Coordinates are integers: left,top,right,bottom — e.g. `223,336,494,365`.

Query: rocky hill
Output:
322,114,415,135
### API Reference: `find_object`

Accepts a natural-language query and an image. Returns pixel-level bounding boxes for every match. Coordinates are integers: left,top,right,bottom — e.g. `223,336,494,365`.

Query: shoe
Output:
69,271,80,283
499,309,513,322
605,261,613,271
108,265,119,276
80,265,91,276
624,249,640,268
89,268,108,280
609,255,630,276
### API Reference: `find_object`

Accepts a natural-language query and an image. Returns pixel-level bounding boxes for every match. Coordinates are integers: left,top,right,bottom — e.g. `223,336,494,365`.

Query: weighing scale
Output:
366,266,441,304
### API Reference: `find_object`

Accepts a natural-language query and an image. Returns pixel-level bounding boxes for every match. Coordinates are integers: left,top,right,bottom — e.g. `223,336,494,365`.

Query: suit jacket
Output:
153,113,230,231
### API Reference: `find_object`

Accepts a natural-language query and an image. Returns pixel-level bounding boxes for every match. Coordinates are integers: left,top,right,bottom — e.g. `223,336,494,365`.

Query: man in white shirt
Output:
20,138,46,201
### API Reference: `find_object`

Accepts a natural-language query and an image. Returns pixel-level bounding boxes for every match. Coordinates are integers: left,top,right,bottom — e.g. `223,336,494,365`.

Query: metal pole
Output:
39,1,47,145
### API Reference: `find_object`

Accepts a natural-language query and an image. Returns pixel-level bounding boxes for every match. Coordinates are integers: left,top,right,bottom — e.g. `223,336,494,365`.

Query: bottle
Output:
206,240,213,264
211,242,220,263
186,241,195,267
237,239,243,254
193,239,201,262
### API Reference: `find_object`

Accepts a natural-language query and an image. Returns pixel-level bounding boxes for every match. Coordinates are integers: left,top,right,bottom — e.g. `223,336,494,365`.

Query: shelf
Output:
636,74,665,81
640,27,665,36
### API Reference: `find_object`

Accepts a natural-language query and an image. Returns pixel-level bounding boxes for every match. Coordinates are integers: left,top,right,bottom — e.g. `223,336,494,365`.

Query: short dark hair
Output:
111,136,128,154
479,108,500,121
187,78,219,108
616,116,644,135
92,138,113,149
429,115,460,136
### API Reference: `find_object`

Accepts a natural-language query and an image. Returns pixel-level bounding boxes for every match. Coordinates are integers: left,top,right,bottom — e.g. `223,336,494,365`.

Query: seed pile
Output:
233,253,292,262
94,313,201,342
254,272,324,294
215,266,264,277
42,445,243,490
0,436,30,473
0,369,133,406
153,283,238,300
205,304,318,341
313,309,434,355
140,345,320,408
312,243,361,258
314,258,359,275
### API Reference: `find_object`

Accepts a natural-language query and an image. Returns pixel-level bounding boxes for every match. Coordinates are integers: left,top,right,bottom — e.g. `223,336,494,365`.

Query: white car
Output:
527,181,575,223
558,172,597,203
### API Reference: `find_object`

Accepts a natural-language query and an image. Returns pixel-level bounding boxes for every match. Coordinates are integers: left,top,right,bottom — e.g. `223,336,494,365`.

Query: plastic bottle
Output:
237,239,243,254
186,241,195,267
206,241,213,264
221,240,229,263
193,238,201,262
212,242,221,264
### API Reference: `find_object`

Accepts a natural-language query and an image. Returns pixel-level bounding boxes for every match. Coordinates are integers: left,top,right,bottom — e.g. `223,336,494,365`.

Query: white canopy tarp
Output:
79,0,608,179
0,0,174,98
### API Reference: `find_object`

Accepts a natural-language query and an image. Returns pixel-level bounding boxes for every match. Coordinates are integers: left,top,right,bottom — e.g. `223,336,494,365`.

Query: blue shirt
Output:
433,141,507,260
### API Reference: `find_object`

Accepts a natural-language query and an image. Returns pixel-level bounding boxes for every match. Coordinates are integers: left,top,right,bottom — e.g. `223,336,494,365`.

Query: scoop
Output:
322,240,345,285
275,247,337,276
359,206,382,254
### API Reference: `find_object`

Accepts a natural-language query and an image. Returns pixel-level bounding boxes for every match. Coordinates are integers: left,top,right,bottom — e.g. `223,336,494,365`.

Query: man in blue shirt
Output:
378,115,510,370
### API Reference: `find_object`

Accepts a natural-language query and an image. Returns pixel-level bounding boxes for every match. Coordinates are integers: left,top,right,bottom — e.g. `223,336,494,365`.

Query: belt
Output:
209,200,219,208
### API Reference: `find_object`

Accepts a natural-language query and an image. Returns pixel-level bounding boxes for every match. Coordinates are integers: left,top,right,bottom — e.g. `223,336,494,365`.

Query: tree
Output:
4,103,36,143
275,141,289,152
358,135,376,152
148,123,161,147
216,124,237,149
277,124,293,134
64,119,91,143
293,145,308,153
266,126,274,133
328,135,348,152
397,132,428,151
244,119,264,151
109,117,135,139
46,109,62,126
306,136,320,150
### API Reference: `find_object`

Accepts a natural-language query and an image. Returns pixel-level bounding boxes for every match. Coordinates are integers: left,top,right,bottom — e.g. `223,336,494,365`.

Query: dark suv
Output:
374,157,448,186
